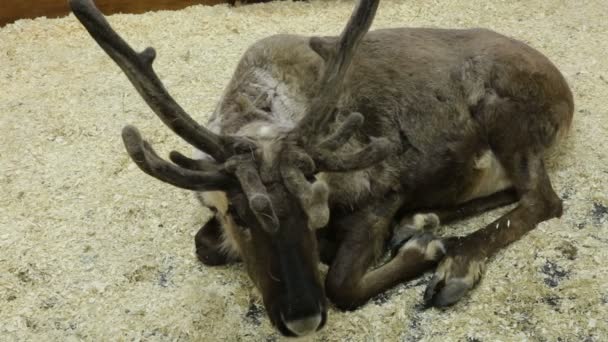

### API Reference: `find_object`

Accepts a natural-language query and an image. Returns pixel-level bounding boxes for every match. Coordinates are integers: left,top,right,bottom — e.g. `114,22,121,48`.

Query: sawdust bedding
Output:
1,0,606,340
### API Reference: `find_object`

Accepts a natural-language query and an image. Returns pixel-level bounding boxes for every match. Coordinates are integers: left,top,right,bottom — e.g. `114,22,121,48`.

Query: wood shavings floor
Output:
1,0,607,340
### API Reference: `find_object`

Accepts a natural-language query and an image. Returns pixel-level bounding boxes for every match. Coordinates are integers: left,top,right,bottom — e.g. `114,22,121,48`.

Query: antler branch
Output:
278,0,396,228
233,160,280,234
70,0,251,162
312,137,393,172
291,0,391,169
293,0,380,139
281,165,329,230
316,112,364,150
169,151,224,172
121,126,235,191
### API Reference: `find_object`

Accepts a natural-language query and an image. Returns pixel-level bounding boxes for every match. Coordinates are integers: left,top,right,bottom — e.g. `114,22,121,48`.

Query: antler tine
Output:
233,159,280,234
312,136,394,172
70,0,249,162
317,112,364,150
281,165,329,230
278,1,383,227
122,125,235,191
294,0,380,140
169,151,223,172
280,150,329,229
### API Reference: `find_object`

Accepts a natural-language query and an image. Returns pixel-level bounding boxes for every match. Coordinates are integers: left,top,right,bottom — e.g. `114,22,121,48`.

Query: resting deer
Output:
71,0,573,337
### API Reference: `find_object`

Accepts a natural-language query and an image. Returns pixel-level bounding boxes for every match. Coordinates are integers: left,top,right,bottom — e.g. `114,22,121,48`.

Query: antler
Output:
71,0,263,196
73,0,393,233
72,0,283,233
282,0,396,228
295,0,380,138
301,0,393,169
70,0,252,163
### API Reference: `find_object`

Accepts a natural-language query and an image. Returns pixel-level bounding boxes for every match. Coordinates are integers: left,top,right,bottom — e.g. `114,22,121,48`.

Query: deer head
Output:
70,0,390,336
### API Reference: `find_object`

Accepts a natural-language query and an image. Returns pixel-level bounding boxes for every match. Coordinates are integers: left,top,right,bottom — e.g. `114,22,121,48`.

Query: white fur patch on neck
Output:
198,191,240,260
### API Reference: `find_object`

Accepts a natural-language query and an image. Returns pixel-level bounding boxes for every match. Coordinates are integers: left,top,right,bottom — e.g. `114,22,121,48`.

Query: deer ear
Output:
195,214,231,266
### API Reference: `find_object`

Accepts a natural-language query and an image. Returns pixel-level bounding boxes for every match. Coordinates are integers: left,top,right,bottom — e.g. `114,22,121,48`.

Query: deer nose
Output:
282,313,323,336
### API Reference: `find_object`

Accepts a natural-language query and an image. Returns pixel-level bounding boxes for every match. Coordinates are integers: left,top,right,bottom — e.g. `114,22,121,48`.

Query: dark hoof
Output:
423,255,485,308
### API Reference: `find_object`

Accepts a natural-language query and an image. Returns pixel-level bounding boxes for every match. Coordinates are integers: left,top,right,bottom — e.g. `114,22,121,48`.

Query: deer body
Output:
71,0,573,337
203,26,571,241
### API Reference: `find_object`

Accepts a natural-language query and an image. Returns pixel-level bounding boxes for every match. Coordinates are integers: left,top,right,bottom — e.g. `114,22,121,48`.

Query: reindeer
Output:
70,0,573,337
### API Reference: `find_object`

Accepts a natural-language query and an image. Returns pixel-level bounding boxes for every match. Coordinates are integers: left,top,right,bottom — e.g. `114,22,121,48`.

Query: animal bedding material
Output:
1,0,607,340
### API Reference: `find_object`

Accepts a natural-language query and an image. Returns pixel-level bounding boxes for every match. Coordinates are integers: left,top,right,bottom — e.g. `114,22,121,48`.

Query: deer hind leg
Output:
424,150,563,307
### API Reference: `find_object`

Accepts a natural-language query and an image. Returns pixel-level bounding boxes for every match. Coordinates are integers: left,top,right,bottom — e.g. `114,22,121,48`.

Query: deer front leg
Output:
424,152,563,307
389,189,518,254
325,193,447,310
325,187,521,309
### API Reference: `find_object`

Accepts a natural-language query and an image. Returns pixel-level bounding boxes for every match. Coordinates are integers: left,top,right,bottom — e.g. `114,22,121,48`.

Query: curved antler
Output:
73,0,281,234
121,126,236,191
70,0,253,163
